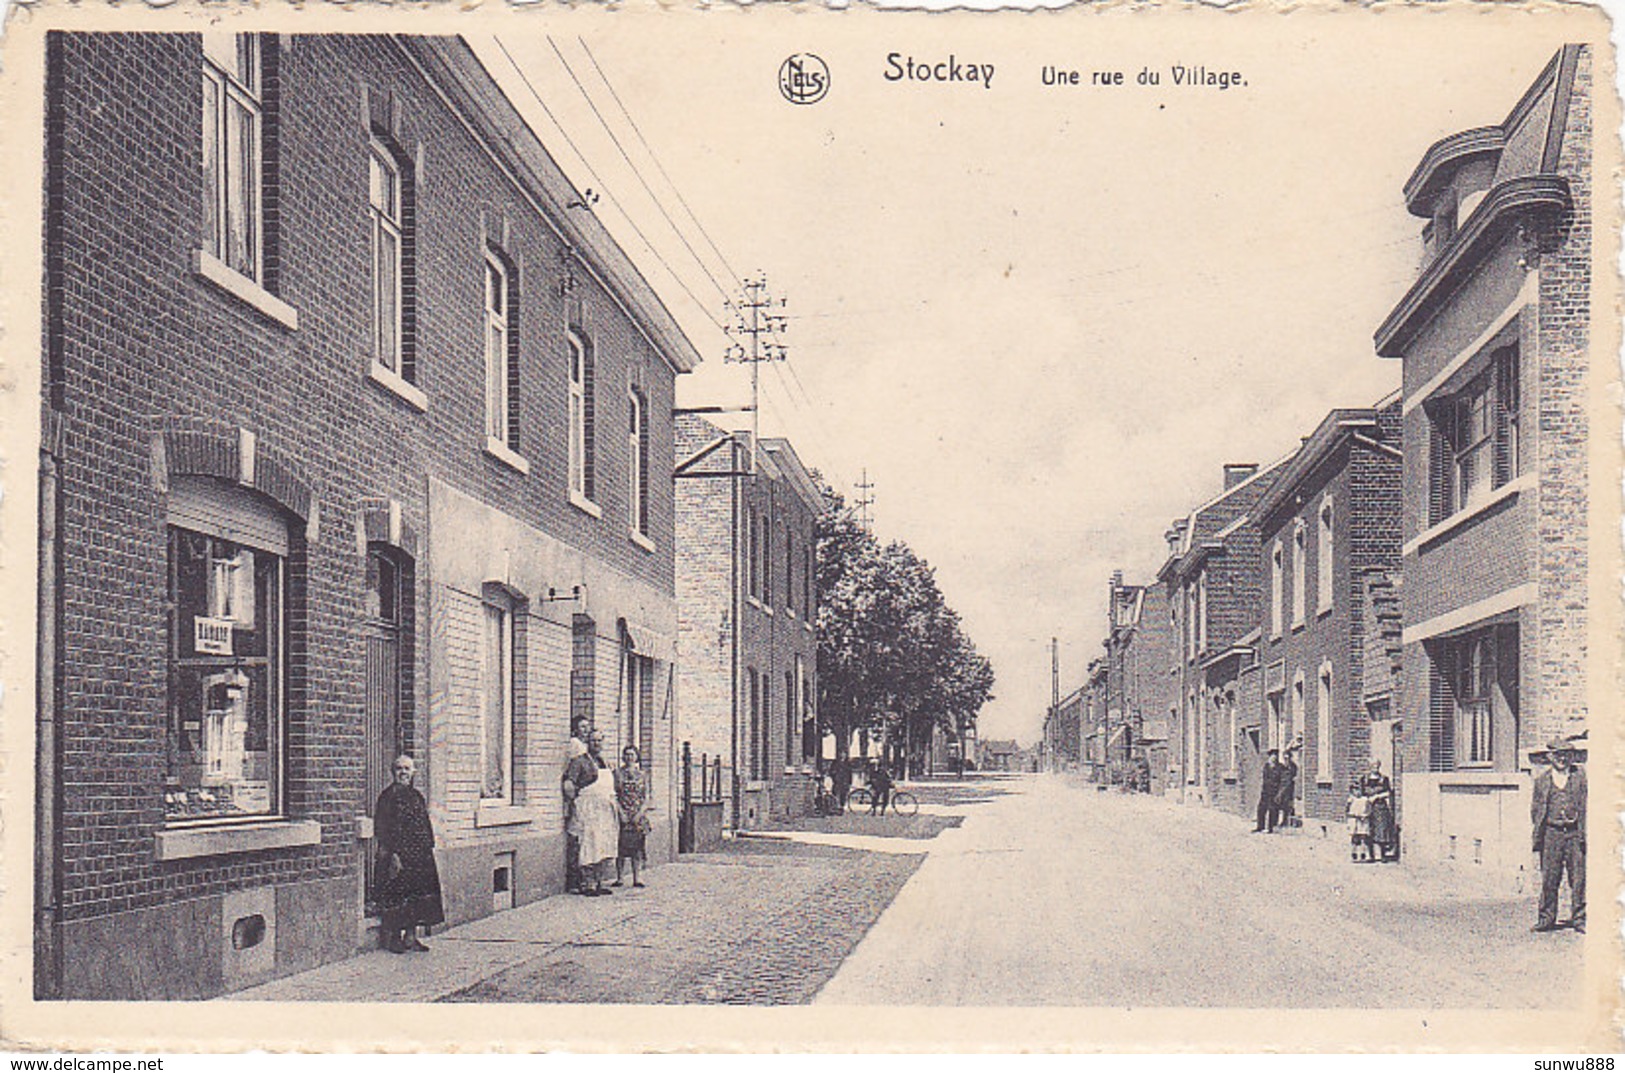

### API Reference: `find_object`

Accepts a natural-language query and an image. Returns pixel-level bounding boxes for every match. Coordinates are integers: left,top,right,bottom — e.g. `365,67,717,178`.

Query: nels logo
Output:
779,54,830,105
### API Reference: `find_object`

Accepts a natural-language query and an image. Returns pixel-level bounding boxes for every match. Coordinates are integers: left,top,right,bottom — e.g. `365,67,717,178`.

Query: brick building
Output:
35,33,698,999
674,417,823,830
1080,658,1109,780
1373,46,1591,875
1046,685,1085,770
1104,571,1173,792
1251,399,1403,828
1158,462,1281,806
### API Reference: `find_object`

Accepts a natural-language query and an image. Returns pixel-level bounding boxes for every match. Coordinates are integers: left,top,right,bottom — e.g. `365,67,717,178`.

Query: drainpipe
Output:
35,413,63,998
729,448,740,831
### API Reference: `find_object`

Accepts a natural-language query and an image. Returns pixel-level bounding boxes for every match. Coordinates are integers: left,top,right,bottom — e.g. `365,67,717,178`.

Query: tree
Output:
814,480,996,775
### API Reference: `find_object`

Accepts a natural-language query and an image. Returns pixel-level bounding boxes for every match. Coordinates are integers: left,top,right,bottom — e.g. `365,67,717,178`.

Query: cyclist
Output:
868,760,895,816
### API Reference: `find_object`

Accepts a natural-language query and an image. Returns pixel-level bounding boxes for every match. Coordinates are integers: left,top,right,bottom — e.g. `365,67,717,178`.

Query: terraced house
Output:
36,32,698,999
1251,398,1402,829
1373,45,1591,875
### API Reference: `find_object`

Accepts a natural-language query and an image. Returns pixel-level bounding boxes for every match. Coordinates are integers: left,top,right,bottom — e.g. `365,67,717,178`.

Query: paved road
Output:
817,773,1580,1007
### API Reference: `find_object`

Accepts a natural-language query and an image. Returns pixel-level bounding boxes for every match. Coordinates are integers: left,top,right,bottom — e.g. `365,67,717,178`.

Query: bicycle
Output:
846,786,919,817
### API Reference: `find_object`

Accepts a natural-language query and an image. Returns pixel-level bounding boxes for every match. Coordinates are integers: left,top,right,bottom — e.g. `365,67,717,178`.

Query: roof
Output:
1251,407,1384,526
1160,454,1292,582
401,38,703,375
760,438,829,515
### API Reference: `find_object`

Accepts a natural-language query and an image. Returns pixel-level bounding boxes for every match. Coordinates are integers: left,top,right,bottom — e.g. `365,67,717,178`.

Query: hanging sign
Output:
194,616,235,656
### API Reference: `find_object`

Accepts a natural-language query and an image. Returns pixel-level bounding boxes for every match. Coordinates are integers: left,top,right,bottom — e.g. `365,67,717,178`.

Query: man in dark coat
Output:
1276,744,1301,830
1531,738,1586,933
1255,749,1283,833
374,754,444,953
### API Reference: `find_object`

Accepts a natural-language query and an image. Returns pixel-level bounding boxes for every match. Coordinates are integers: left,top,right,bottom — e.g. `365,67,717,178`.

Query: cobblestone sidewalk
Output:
228,838,922,1005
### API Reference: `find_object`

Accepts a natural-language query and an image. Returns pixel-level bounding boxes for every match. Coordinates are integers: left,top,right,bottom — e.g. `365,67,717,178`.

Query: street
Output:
231,773,1577,1007
819,774,1579,1007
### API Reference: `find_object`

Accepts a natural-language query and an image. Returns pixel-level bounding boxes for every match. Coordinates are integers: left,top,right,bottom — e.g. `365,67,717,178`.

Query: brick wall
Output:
1534,46,1590,749
43,31,686,988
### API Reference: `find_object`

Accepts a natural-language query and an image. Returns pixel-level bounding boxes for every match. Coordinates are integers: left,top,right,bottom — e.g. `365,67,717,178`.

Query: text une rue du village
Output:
882,55,1246,91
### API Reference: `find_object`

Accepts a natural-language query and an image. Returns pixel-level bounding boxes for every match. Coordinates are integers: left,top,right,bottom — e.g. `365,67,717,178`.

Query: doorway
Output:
363,547,404,916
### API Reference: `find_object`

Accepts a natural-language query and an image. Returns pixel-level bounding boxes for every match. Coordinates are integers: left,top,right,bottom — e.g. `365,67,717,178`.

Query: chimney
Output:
1165,520,1188,555
1223,463,1259,490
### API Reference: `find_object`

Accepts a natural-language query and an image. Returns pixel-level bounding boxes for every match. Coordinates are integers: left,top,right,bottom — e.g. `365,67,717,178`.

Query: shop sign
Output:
195,616,235,656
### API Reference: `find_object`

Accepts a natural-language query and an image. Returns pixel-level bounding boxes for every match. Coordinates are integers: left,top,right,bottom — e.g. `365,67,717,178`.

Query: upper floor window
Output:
1316,662,1333,784
1317,497,1334,614
1270,539,1284,639
568,331,595,503
628,388,648,538
1290,521,1307,629
747,504,760,599
484,252,518,451
369,142,404,376
1430,345,1520,524
1196,570,1208,654
202,33,263,282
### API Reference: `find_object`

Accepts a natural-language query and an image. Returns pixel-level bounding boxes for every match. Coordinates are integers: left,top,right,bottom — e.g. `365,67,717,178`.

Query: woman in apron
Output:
565,730,622,896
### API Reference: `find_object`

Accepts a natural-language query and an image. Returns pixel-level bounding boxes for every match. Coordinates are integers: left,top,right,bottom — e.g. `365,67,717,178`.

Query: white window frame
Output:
1317,496,1334,616
480,592,515,804
1226,692,1238,779
1290,670,1305,756
1270,539,1284,639
1291,521,1307,629
1456,633,1496,767
1317,661,1334,784
484,252,511,446
1196,569,1208,654
628,387,648,541
568,331,592,505
202,33,263,284
369,141,404,378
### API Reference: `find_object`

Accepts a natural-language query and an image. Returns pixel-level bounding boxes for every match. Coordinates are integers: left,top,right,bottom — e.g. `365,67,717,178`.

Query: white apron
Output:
574,769,621,868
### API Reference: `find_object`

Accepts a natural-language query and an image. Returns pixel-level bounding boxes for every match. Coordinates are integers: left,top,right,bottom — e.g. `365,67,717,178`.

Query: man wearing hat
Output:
1254,748,1284,833
1530,737,1586,933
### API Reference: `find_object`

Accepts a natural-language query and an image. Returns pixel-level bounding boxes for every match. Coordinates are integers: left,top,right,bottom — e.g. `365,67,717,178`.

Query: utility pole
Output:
722,274,788,474
854,469,875,531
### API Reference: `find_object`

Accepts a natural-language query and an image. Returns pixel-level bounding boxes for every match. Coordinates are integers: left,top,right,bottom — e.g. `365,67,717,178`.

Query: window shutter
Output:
1428,653,1454,772
1428,421,1451,526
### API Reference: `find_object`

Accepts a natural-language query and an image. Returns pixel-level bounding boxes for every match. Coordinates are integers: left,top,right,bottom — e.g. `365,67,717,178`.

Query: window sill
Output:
154,818,321,862
630,530,657,554
193,249,299,330
1403,474,1533,557
1317,605,1332,619
484,437,531,475
1317,778,1334,787
1291,620,1306,633
368,362,429,412
475,802,536,828
570,490,603,519
746,596,774,616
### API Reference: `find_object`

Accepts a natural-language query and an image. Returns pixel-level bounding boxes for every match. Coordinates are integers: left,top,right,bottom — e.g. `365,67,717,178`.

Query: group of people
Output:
1252,744,1300,834
1344,760,1399,863
366,717,654,955
563,717,653,897
817,756,897,815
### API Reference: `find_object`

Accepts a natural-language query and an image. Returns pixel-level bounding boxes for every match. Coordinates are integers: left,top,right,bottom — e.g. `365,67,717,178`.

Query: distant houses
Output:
1045,45,1592,885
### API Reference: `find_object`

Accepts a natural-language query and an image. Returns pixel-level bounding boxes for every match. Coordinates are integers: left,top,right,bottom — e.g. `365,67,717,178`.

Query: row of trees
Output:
814,484,995,776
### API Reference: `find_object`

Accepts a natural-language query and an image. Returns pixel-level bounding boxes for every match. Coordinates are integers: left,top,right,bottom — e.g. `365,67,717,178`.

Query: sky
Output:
470,12,1600,746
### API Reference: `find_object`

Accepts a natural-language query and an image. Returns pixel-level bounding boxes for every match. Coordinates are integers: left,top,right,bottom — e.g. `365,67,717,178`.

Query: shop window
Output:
165,525,283,822
1453,631,1499,766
